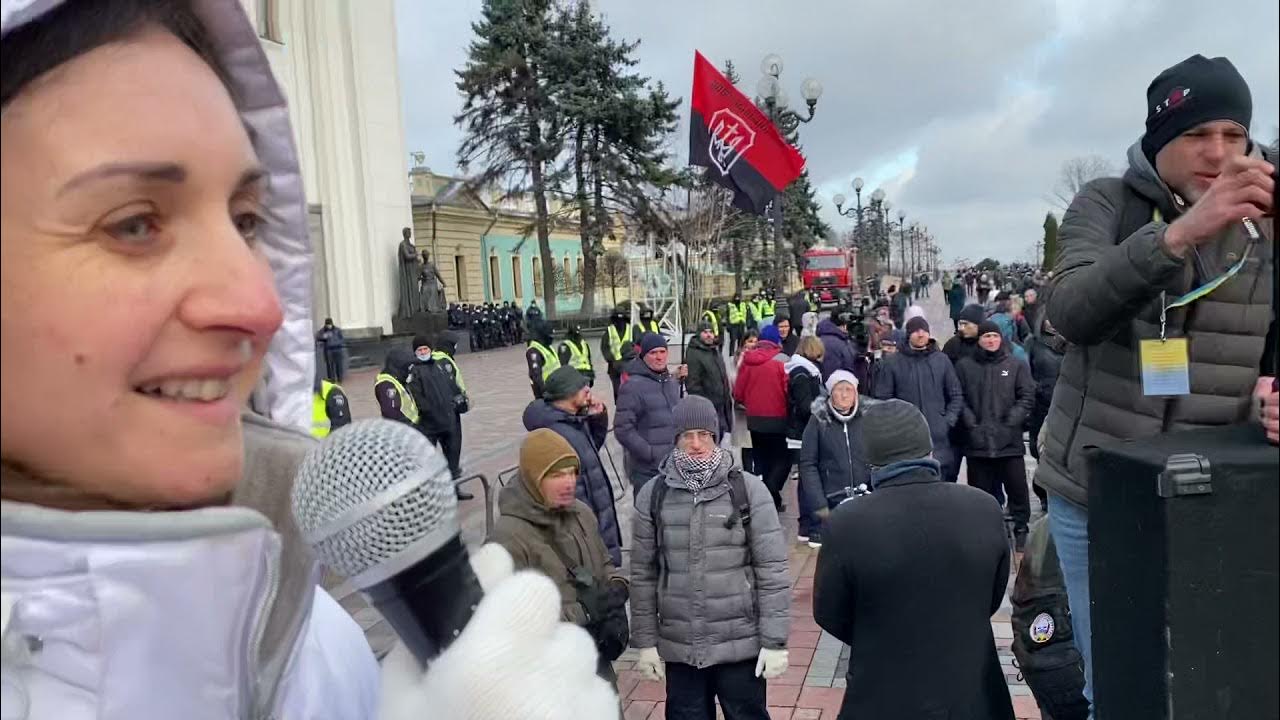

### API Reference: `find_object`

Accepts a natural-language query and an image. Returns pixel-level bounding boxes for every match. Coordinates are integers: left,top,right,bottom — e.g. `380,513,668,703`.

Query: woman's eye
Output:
105,214,160,245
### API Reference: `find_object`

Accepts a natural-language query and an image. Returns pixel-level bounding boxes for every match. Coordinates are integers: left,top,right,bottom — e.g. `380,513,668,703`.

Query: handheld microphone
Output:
291,418,483,666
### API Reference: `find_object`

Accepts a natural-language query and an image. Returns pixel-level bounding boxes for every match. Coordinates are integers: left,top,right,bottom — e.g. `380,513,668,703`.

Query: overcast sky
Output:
396,0,1279,265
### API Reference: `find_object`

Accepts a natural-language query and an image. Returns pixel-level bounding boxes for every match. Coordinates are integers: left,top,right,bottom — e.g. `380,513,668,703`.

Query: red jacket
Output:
733,341,789,434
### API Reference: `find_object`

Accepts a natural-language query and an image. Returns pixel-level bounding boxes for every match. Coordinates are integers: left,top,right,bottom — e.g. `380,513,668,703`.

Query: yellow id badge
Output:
1139,338,1190,396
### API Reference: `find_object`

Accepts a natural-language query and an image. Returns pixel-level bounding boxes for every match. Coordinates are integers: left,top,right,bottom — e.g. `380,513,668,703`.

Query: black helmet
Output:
640,307,654,320
610,307,627,321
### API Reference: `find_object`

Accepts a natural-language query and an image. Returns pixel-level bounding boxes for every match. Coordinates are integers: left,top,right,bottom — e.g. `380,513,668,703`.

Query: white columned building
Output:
242,0,412,335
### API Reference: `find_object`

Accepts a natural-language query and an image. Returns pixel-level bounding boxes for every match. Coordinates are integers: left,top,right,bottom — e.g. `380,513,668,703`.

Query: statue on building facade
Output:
397,227,421,319
419,250,447,314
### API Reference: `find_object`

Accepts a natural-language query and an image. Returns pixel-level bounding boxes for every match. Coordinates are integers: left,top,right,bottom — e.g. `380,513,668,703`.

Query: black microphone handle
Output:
361,533,484,666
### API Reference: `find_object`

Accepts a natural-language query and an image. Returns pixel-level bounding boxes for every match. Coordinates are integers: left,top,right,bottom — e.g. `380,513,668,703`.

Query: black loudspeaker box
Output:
1086,423,1279,719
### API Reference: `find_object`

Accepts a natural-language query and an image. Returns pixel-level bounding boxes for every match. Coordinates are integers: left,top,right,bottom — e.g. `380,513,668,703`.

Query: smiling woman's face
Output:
0,28,283,507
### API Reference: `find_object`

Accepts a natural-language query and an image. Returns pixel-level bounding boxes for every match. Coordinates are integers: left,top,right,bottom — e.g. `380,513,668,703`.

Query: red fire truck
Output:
801,246,860,307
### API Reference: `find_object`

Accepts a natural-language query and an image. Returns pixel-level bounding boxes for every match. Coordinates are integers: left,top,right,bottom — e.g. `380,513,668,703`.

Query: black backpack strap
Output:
649,480,668,581
724,469,754,567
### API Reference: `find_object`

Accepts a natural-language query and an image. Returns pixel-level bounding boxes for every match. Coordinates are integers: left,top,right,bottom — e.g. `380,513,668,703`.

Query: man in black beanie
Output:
1039,53,1276,712
813,400,1014,720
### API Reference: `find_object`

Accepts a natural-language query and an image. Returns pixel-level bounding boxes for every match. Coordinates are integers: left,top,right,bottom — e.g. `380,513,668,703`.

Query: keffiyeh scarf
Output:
672,447,725,492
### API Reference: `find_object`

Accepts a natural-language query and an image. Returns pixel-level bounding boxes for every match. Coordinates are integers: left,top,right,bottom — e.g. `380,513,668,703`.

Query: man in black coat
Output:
872,317,964,483
684,322,733,437
955,321,1036,546
521,367,623,565
409,334,473,500
813,399,1014,720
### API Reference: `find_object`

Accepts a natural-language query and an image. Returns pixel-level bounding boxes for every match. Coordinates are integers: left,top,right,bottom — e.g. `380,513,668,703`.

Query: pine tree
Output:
1042,212,1059,272
456,0,563,316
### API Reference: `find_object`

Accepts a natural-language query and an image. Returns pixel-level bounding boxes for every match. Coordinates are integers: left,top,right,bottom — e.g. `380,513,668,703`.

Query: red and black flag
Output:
689,51,805,215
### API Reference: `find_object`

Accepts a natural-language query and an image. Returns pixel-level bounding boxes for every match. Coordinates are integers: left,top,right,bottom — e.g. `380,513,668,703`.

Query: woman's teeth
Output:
138,378,231,402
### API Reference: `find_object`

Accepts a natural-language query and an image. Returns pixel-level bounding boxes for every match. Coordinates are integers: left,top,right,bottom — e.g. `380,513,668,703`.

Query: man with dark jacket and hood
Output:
1037,55,1277,710
616,333,685,496
814,399,1014,720
943,304,986,366
816,315,858,382
956,321,1035,547
684,321,733,438
601,306,637,398
873,317,964,483
631,396,791,719
522,367,623,565
525,319,561,400
490,429,630,684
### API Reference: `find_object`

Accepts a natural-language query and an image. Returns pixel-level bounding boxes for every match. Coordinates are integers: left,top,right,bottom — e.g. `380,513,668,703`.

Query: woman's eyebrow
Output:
58,161,187,196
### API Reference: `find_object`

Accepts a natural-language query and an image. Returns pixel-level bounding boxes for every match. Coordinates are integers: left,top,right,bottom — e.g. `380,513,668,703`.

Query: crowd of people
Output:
3,1,1276,717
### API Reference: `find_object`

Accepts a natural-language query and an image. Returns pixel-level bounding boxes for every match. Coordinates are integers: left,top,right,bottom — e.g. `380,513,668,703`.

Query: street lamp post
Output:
757,54,822,291
832,176,865,250
896,209,907,283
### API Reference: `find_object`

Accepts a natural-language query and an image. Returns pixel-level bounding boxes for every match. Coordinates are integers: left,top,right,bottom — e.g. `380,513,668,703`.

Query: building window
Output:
257,0,283,43
576,255,585,293
563,257,572,293
488,254,500,302
532,257,543,298
454,255,468,301
511,256,523,301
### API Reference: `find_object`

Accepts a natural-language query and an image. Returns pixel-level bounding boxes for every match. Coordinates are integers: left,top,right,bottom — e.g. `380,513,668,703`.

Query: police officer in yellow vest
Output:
557,324,595,387
526,318,561,400
633,305,662,341
311,365,351,439
413,334,474,501
601,307,636,399
750,293,769,330
727,294,749,355
374,347,419,426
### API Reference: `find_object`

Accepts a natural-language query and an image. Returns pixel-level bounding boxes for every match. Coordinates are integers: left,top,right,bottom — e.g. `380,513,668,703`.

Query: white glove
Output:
754,648,789,679
635,646,665,682
379,544,620,720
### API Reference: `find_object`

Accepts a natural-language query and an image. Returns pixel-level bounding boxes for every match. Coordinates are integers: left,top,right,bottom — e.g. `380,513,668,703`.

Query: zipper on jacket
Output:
244,540,281,719
842,424,853,497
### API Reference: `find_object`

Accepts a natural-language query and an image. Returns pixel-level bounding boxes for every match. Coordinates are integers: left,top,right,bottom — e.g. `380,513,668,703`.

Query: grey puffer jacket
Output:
615,359,681,479
1038,141,1275,507
630,453,791,668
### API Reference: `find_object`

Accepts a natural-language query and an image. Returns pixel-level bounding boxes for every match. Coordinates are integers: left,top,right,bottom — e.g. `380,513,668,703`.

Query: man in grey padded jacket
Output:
1036,54,1277,712
630,396,790,720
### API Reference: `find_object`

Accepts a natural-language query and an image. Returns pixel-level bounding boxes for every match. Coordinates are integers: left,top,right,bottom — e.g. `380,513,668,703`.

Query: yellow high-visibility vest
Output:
375,372,418,424
702,310,719,337
639,320,661,335
529,341,560,380
431,351,465,392
727,302,747,324
311,380,337,438
606,324,633,360
563,339,592,372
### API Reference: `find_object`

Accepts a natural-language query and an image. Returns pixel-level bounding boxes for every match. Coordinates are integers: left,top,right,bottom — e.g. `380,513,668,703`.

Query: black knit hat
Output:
862,399,933,466
958,304,986,325
978,320,1002,338
543,367,589,401
905,316,930,335
1141,55,1252,163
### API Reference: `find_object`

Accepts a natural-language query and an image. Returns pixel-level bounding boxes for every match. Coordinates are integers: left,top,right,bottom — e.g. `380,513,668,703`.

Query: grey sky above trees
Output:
397,0,1279,265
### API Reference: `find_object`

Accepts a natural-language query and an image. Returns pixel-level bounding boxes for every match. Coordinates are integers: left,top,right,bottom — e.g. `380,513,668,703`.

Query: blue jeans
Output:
1048,493,1093,715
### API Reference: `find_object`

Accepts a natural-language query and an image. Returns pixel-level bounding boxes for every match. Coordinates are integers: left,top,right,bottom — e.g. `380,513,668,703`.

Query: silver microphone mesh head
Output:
291,418,459,586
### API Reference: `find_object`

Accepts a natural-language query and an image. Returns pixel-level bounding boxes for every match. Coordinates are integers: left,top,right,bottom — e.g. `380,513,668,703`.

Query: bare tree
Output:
599,250,630,308
1051,155,1115,210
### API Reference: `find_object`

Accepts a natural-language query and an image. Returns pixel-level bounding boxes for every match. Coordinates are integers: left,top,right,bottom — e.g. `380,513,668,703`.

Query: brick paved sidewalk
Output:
611,543,1042,720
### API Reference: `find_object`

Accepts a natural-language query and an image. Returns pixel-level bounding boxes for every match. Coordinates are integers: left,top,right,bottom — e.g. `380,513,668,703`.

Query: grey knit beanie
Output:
672,395,720,441
861,399,933,466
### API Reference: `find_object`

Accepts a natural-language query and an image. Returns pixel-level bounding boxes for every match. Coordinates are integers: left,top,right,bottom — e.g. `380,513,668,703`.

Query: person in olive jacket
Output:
489,429,629,684
684,321,733,438
955,320,1036,547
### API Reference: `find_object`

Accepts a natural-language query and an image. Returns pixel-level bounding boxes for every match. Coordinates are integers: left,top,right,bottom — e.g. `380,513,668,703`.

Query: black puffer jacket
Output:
522,400,623,565
798,398,872,505
955,345,1035,458
409,356,463,435
615,359,681,478
871,339,963,451
1025,330,1067,413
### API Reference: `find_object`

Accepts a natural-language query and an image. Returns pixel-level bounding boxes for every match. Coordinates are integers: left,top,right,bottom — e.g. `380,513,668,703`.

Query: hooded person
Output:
1038,56,1276,708
816,314,859,381
0,3,619,718
615,332,682,496
376,347,420,426
525,318,560,400
630,396,791,719
733,323,791,510
796,370,872,547
489,429,630,684
813,400,1015,720
684,321,734,438
558,324,595,387
312,361,352,439
522,367,623,565
872,316,965,484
